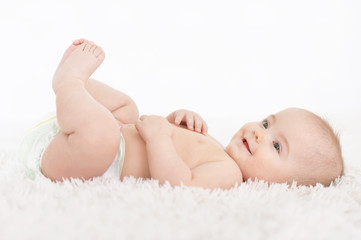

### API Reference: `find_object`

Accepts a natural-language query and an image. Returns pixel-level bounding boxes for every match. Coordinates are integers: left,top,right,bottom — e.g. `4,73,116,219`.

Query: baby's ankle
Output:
53,78,85,95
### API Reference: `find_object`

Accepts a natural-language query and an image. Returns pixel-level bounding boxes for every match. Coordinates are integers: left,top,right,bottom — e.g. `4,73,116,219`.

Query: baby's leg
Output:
41,40,121,181
85,78,139,126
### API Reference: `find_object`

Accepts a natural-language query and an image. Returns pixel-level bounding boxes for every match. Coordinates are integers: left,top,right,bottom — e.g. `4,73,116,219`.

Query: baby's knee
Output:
126,100,139,122
114,99,139,124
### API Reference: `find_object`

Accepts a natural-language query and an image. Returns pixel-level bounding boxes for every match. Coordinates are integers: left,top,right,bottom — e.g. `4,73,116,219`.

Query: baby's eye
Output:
262,120,269,129
273,142,280,153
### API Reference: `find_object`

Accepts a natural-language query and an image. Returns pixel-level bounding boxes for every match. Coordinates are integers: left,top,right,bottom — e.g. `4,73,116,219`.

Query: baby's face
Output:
225,108,318,184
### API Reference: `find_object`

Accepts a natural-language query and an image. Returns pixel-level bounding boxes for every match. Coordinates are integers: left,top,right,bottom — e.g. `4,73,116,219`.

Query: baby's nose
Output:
254,128,265,143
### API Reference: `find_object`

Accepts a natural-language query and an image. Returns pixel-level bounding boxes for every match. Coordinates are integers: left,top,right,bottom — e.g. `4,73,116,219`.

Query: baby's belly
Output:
119,124,150,179
119,123,226,180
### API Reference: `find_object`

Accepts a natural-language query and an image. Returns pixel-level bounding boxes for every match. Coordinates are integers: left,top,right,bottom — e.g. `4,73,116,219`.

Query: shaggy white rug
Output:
1,135,361,240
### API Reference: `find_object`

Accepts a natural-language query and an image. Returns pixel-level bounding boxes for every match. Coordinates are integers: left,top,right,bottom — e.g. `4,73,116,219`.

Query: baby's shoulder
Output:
192,155,243,189
216,156,243,179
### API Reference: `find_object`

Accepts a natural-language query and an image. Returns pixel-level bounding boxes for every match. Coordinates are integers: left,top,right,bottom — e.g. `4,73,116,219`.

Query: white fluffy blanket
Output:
1,136,361,240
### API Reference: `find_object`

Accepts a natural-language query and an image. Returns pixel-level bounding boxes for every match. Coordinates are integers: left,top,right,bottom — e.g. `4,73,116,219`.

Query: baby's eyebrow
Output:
279,132,289,157
269,114,289,157
270,114,276,123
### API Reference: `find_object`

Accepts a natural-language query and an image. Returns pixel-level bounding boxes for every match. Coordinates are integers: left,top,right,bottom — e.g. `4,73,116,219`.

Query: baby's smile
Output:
242,138,252,154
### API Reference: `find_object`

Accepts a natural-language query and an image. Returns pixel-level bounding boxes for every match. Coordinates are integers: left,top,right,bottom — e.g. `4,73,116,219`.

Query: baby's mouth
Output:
243,138,252,154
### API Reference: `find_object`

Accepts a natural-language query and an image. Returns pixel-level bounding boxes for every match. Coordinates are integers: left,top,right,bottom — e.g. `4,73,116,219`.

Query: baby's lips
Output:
242,138,252,154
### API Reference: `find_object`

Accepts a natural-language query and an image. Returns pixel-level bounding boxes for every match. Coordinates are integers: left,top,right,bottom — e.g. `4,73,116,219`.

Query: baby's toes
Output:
82,42,93,52
73,38,85,46
93,46,105,61
87,41,96,51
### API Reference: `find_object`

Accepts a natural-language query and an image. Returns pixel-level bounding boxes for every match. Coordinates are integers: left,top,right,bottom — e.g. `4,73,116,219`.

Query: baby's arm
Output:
135,115,192,185
85,78,139,125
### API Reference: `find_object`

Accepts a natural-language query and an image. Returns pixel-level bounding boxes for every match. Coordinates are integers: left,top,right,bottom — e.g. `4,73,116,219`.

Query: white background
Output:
0,0,360,167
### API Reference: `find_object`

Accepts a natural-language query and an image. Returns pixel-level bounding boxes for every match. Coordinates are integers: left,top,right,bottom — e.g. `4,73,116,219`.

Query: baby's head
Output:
225,108,343,186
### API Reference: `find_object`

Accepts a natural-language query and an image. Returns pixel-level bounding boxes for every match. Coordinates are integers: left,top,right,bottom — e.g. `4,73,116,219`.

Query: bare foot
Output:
52,39,105,93
58,39,85,66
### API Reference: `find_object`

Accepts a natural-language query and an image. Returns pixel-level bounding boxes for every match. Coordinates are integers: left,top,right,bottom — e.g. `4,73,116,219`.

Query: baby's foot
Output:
52,39,105,93
58,39,85,66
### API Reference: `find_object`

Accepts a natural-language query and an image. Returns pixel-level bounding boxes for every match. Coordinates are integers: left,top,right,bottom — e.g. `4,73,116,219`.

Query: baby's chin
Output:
224,143,231,153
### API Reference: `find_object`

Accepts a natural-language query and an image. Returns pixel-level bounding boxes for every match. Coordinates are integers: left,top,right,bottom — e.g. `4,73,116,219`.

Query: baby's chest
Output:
172,129,226,168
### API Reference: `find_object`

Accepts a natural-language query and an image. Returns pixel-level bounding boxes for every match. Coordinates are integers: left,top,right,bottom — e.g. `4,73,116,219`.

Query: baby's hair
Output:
299,111,344,186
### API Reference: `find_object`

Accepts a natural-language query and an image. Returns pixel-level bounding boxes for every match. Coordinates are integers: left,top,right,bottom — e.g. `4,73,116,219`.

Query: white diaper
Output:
18,114,125,180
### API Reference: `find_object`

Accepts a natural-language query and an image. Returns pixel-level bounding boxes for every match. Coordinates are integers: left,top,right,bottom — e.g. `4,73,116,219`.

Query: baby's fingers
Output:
195,117,208,135
139,115,147,121
201,121,208,135
134,119,143,134
174,112,184,125
186,115,195,130
194,117,203,133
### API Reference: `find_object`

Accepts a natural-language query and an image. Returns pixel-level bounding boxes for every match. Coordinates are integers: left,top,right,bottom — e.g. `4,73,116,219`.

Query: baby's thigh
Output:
41,129,120,181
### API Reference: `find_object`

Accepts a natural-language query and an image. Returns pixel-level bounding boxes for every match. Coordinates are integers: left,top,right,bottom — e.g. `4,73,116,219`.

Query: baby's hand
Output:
135,115,173,142
167,109,208,135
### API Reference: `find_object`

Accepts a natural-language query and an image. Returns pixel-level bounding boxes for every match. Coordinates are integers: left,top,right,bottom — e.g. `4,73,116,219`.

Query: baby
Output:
38,39,343,189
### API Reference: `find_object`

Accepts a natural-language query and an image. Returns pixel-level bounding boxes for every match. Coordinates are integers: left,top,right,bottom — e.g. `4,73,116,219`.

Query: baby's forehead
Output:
279,108,324,128
272,109,318,130
275,109,327,154
276,108,314,120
